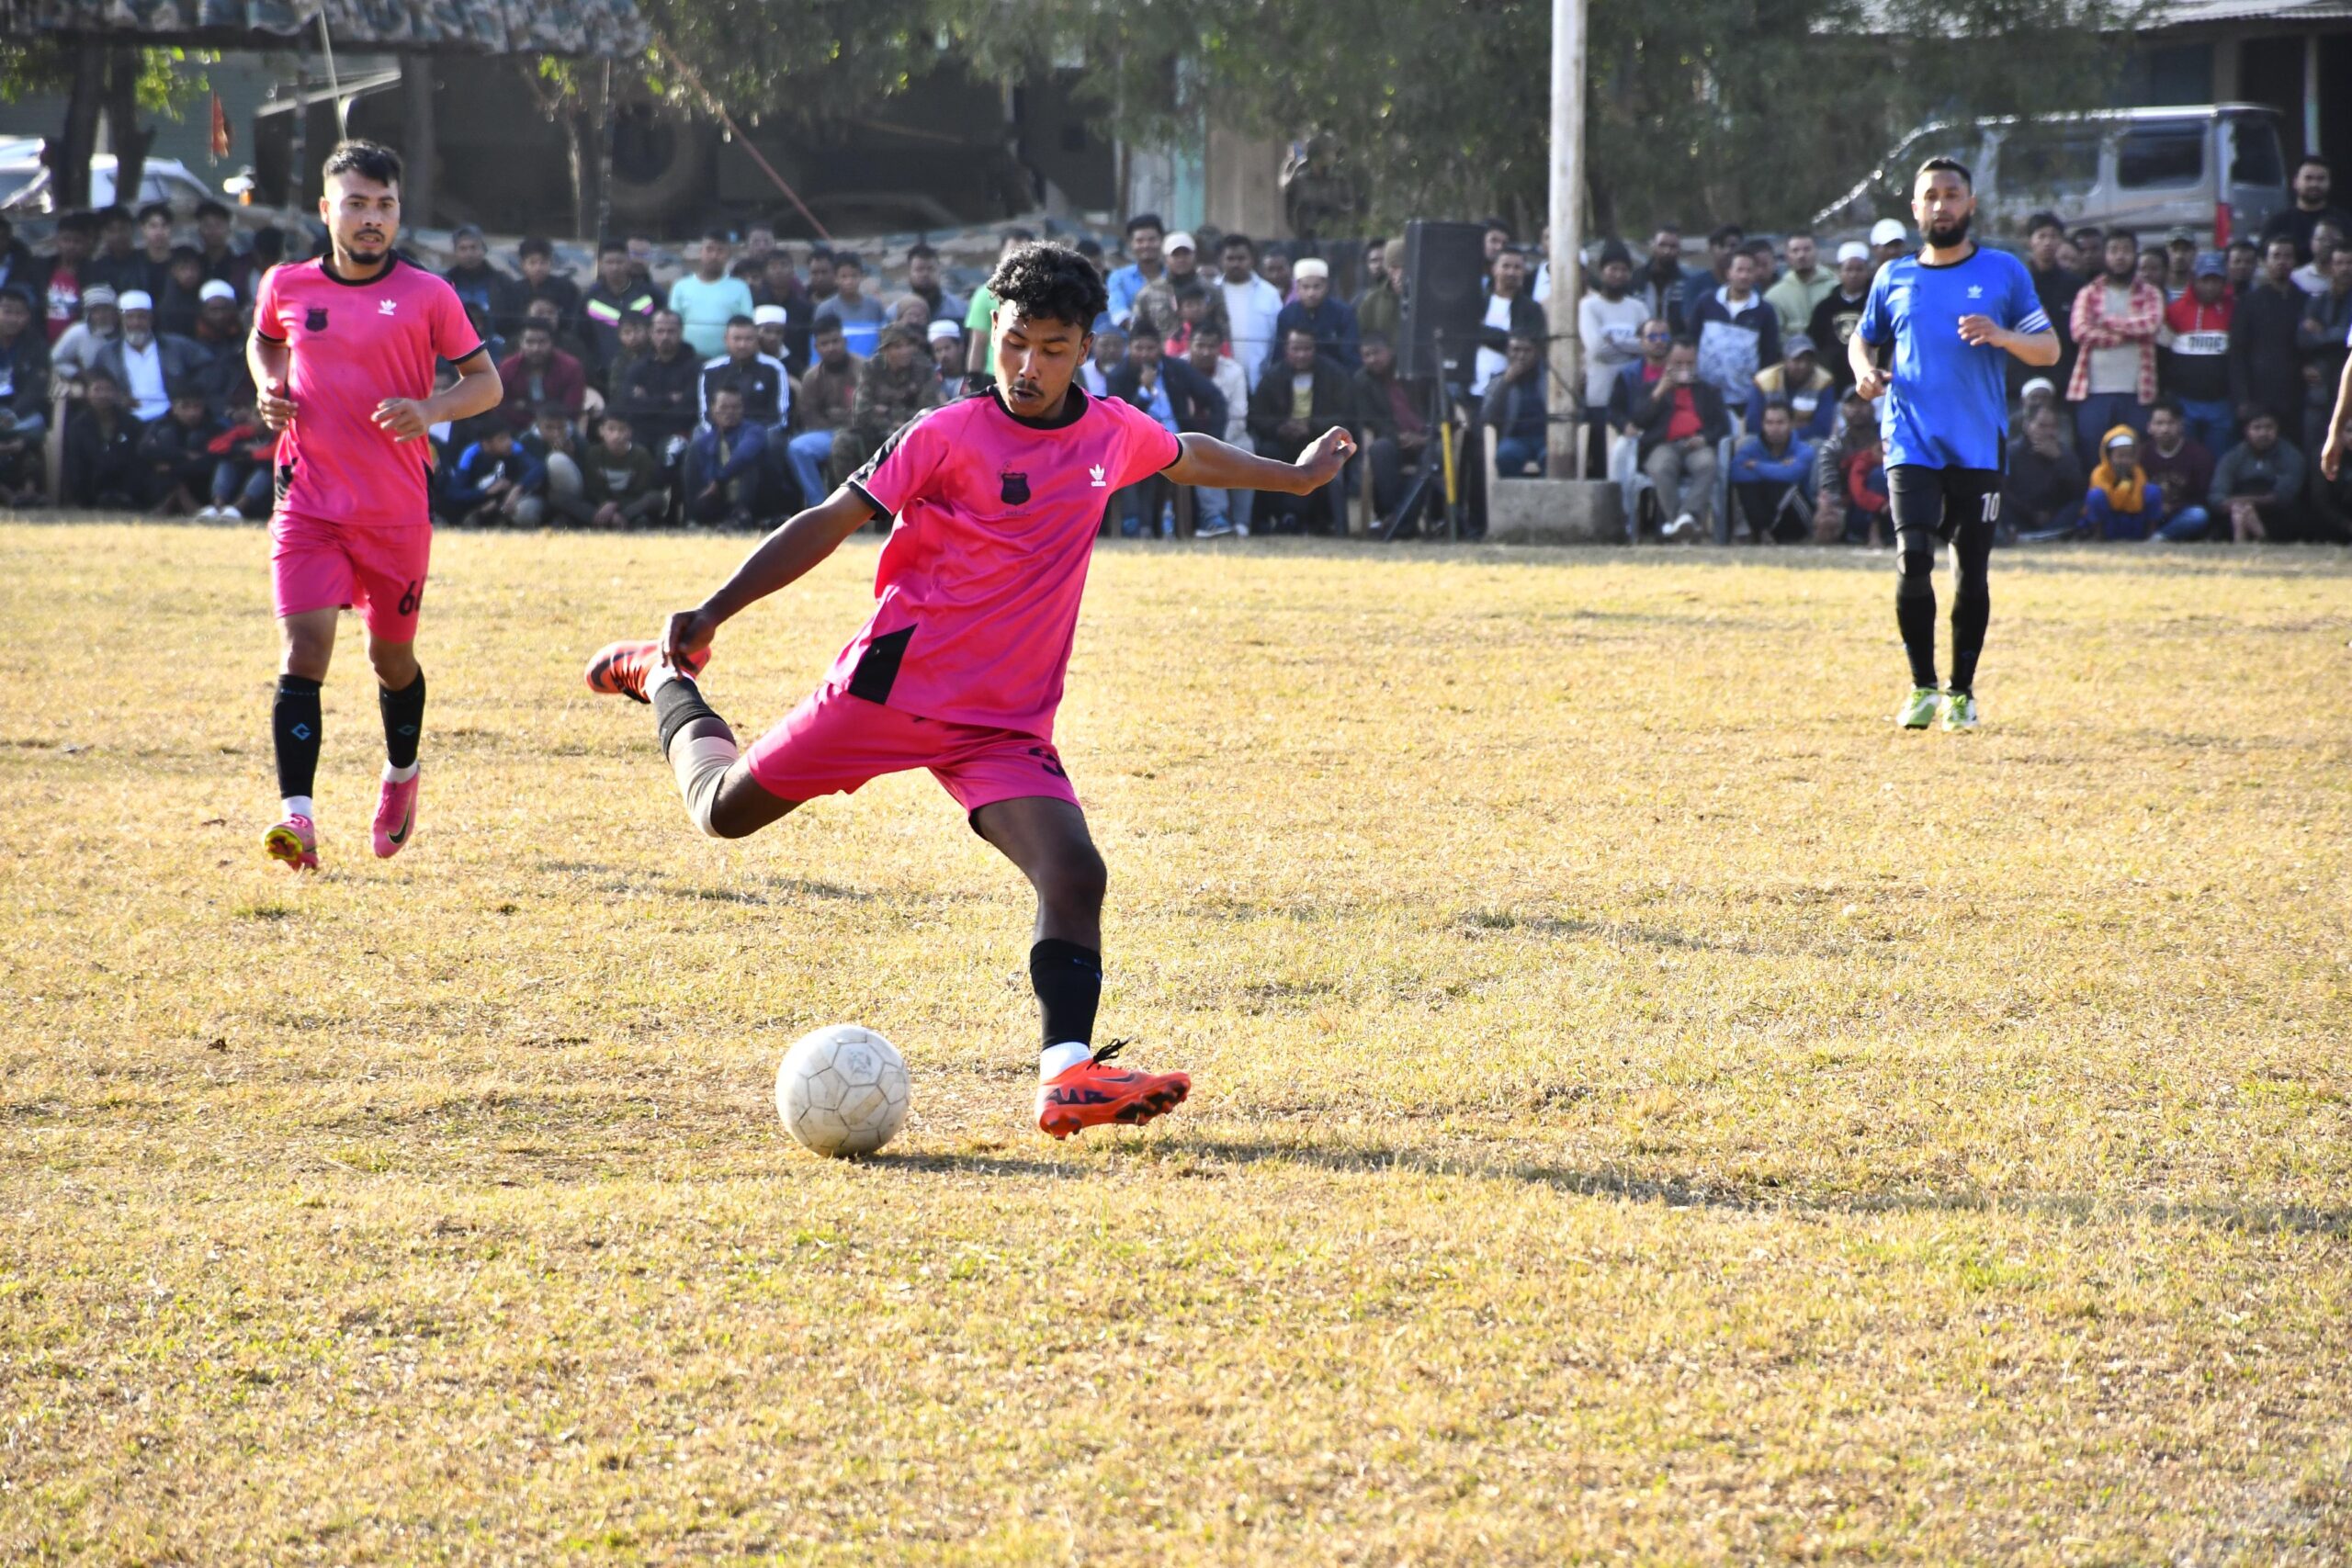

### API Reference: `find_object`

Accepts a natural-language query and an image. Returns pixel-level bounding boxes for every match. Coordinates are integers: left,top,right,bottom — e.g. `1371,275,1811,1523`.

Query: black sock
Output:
273,675,322,800
1895,575,1939,690
653,674,731,756
379,671,425,770
1030,939,1102,1047
1949,536,1993,695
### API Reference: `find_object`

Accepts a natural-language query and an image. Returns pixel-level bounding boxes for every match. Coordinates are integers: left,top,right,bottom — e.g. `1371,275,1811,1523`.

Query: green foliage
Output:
0,43,213,118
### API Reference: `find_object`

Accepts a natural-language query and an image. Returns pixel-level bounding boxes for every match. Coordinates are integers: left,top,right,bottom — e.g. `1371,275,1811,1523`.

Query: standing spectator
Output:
1690,251,1781,413
2140,400,2216,540
2298,244,2352,461
1480,333,1549,478
88,207,142,294
1627,339,1729,543
732,222,778,281
787,320,859,505
1164,282,1228,362
496,320,588,433
2211,407,2304,540
1216,234,1285,388
1808,242,1876,392
1079,324,1125,397
614,308,702,465
517,237,582,329
61,369,147,508
2136,246,2173,298
49,284,119,384
669,231,757,360
38,212,99,344
1677,224,1743,333
756,304,795,372
2225,238,2261,299
811,253,888,357
191,202,252,300
1729,400,1815,543
2083,426,2164,539
2259,155,2352,264
581,240,658,388
0,218,30,301
153,246,209,340
605,312,652,403
0,287,51,504
1351,330,1427,528
1131,231,1205,339
904,243,967,324
697,313,790,434
757,254,813,373
185,282,251,415
139,385,224,516
1247,327,1354,533
804,247,837,310
2290,220,2341,296
2163,251,2235,454
1482,218,1513,267
2003,402,2086,540
1748,333,1836,443
447,424,543,526
957,228,1035,381
1578,241,1646,475
2066,230,2163,452
130,203,176,298
1471,247,1544,396
1272,257,1362,371
1189,322,1255,536
1353,238,1401,347
2230,238,2309,446
1258,245,1295,304
1869,218,1908,275
580,412,671,529
442,225,522,357
1107,213,1168,328
1106,321,1225,536
521,296,593,377
1765,231,1833,338
830,323,944,490
96,292,205,423
1638,226,1694,330
623,235,658,290
2163,227,2199,297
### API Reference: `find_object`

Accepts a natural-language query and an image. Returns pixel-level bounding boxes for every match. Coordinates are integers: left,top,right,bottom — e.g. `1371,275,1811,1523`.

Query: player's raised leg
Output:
266,606,336,872
586,638,796,839
971,795,1190,1138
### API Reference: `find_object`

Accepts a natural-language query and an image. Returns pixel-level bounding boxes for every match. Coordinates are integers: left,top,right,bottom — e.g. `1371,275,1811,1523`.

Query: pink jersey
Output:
254,256,483,527
839,388,1182,738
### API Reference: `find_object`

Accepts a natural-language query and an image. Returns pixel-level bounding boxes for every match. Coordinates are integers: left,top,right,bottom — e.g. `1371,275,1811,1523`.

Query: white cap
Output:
1869,219,1908,247
1163,231,1196,253
198,279,237,304
117,289,154,313
2020,377,2056,400
752,303,787,326
925,318,961,344
1837,240,1871,265
1292,257,1330,281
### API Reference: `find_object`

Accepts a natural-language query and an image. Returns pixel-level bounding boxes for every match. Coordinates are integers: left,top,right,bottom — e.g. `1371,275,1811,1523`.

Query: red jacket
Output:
495,347,587,429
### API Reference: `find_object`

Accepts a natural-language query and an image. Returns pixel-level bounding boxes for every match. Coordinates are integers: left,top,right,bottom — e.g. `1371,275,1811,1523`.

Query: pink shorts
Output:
270,511,433,642
744,684,1080,818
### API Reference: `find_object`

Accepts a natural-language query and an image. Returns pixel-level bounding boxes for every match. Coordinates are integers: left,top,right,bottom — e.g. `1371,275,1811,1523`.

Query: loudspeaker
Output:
1397,220,1489,381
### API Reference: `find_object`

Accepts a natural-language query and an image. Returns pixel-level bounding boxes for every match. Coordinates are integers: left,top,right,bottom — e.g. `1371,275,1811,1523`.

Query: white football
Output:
775,1025,910,1157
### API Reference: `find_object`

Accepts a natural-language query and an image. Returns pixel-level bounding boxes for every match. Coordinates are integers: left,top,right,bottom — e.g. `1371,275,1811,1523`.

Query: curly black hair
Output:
985,243,1107,332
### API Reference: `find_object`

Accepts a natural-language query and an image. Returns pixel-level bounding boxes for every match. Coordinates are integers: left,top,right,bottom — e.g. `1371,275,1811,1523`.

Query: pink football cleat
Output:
372,770,420,859
263,813,319,874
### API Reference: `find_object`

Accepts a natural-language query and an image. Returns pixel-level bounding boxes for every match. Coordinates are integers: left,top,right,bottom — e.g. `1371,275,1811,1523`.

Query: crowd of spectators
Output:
4,156,2350,543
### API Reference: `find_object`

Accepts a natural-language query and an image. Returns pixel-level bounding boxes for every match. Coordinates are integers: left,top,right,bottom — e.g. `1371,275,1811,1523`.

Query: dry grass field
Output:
3,519,2350,1564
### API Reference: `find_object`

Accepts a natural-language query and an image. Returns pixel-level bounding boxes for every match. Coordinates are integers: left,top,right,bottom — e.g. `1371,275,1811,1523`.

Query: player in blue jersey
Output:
1852,158,2060,731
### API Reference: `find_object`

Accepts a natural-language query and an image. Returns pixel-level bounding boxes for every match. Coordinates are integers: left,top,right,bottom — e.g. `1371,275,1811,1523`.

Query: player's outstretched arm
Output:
2323,353,2352,482
1165,427,1357,495
375,349,503,443
661,487,879,666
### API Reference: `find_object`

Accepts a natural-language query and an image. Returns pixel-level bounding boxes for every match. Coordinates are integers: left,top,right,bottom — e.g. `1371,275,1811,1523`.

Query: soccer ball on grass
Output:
776,1025,910,1156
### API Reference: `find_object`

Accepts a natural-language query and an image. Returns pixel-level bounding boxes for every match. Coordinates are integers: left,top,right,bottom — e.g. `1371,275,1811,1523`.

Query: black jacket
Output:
1106,355,1227,437
616,348,704,447
2228,282,2305,427
1477,293,1546,360
1626,372,1729,462
63,408,148,505
0,328,50,425
1248,360,1357,458
141,412,225,488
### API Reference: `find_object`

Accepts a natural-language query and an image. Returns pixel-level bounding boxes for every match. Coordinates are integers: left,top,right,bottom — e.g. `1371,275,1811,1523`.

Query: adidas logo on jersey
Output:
1967,285,1984,299
379,299,399,315
1088,463,1107,488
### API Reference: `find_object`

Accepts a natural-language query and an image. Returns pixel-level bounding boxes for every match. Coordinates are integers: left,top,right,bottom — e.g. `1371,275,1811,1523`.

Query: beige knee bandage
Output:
670,734,741,837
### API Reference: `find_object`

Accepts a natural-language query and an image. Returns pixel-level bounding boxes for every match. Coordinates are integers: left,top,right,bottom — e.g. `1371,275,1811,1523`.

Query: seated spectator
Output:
1472,247,1543,396
443,225,522,359
1626,339,1728,543
2291,220,2343,297
1107,321,1226,536
2004,402,2086,540
1689,250,1781,414
1247,327,1353,534
2162,252,2234,454
1188,322,1254,536
787,321,859,506
755,255,812,372
2210,407,2304,541
1729,400,1815,543
606,311,651,400
497,320,587,433
2139,400,2216,540
2298,245,2352,458
522,405,591,525
517,237,581,328
698,313,789,433
0,287,52,504
1812,391,1889,546
581,412,672,530
139,384,223,515
200,394,275,521
62,369,148,508
186,281,252,414
582,240,658,389
755,303,794,371
614,309,703,467
153,245,209,342
1271,256,1361,371
812,254,888,357
682,387,771,528
1080,325,1125,397
904,243,967,326
2084,426,2165,539
830,323,943,492
520,296,594,378
1607,317,1676,441
447,424,543,527
96,293,206,424
1808,242,1876,392
1480,332,1549,478
50,285,120,385
1351,330,1428,528
924,319,964,395
1748,333,1835,443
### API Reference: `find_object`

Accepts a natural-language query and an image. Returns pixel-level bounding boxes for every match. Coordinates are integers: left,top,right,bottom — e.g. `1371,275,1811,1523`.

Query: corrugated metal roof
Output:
2151,0,2352,22
0,0,649,56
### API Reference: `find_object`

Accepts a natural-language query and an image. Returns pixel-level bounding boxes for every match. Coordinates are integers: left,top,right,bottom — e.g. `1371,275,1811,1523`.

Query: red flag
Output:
209,93,231,159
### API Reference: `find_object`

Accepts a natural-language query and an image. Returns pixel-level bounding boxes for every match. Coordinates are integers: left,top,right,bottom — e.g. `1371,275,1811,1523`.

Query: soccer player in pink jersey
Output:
586,244,1354,1138
248,141,503,872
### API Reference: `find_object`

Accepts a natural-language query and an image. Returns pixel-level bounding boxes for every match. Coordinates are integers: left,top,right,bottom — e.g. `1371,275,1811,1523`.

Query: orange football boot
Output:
584,638,710,704
1035,1041,1191,1139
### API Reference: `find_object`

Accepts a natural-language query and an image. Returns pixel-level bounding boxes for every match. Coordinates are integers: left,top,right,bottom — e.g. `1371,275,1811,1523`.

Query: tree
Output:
0,41,212,209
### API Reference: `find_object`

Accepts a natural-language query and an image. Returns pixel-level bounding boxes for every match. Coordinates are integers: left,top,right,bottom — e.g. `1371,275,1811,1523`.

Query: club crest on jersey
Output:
1000,470,1030,505
305,306,329,333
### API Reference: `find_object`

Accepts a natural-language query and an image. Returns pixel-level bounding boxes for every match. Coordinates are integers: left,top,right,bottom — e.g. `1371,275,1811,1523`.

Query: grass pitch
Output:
3,520,2350,1564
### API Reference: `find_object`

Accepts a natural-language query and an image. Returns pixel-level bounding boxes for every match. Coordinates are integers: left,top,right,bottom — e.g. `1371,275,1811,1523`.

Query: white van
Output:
1813,105,2291,248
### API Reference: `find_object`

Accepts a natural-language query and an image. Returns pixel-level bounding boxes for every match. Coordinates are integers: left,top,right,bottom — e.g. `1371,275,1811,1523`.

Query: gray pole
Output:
1546,0,1587,477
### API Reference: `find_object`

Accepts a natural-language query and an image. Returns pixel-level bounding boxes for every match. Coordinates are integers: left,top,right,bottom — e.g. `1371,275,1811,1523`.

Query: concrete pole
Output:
1546,0,1587,477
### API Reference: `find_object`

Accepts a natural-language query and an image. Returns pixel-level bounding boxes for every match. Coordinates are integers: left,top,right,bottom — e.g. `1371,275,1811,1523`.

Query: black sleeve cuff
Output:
846,480,885,516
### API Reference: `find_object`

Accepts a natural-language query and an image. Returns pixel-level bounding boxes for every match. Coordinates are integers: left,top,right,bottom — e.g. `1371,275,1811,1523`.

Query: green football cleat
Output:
1895,687,1939,728
1941,691,1980,731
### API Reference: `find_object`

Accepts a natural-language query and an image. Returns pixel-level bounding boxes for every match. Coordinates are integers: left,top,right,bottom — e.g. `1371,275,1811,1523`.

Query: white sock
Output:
383,761,419,784
643,660,685,701
281,795,314,821
1038,1041,1091,1081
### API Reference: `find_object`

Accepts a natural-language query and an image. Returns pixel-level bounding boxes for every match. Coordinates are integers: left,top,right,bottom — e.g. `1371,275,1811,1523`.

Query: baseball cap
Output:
2020,377,2057,400
1293,257,1330,281
2167,225,2198,244
925,318,961,344
1870,219,1907,247
198,279,237,304
1783,333,1816,357
752,303,786,326
117,289,153,312
1837,241,1871,265
2192,250,2226,278
1163,231,1196,254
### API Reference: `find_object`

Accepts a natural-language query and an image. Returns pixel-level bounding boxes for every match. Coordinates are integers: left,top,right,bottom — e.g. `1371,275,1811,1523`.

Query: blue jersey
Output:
1857,246,2050,471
